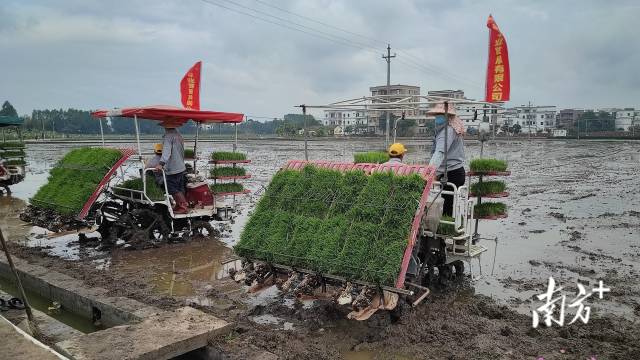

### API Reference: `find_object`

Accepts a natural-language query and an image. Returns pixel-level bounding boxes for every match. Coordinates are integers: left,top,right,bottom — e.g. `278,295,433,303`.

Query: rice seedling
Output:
31,148,122,214
235,164,426,286
353,151,389,164
210,182,244,193
474,202,507,217
210,152,247,161
469,158,508,173
437,215,457,235
0,142,25,149
210,166,246,178
115,176,166,201
3,159,26,166
0,150,25,158
184,148,195,159
470,180,507,196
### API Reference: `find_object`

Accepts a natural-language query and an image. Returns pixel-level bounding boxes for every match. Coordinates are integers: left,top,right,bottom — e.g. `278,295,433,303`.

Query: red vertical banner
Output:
180,61,202,110
485,15,510,102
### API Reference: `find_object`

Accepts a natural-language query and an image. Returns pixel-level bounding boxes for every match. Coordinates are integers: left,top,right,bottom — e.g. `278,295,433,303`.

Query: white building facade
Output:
614,108,639,131
505,105,557,133
322,110,368,134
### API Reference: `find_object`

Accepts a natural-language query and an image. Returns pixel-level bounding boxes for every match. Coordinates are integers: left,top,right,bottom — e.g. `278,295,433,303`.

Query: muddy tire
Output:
438,264,453,287
452,260,465,279
390,297,410,323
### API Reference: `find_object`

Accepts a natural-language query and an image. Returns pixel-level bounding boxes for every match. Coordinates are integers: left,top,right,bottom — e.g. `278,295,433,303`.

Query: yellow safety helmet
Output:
154,143,163,154
388,143,407,156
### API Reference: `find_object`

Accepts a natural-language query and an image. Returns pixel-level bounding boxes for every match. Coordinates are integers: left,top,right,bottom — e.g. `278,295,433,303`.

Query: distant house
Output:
552,129,567,137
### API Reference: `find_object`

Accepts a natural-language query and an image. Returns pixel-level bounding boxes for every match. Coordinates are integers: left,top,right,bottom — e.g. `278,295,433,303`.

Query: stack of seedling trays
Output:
0,142,26,167
468,158,509,220
353,151,389,164
208,151,251,196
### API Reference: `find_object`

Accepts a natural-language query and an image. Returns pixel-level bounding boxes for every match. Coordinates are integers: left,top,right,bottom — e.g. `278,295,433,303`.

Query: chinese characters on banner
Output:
180,61,202,110
485,15,510,103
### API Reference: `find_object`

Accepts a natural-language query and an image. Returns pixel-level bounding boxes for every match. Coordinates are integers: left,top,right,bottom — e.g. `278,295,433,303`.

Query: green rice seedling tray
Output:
210,151,247,161
354,151,389,164
470,180,509,197
469,158,509,176
30,147,125,215
114,176,166,201
474,202,507,219
184,148,195,159
235,160,436,287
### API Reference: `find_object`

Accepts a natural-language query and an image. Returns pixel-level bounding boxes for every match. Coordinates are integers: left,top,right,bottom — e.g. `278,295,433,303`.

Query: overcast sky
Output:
1,0,639,118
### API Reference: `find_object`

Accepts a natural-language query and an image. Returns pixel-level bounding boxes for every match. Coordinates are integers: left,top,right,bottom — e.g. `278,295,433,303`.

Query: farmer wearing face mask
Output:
427,102,467,217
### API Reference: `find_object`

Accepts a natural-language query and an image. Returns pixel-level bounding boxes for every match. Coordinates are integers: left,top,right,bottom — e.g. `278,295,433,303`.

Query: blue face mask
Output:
435,115,446,126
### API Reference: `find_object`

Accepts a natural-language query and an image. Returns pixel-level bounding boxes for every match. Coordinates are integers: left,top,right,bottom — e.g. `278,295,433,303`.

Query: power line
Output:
251,0,387,47
198,0,378,54
199,0,483,90
250,0,482,88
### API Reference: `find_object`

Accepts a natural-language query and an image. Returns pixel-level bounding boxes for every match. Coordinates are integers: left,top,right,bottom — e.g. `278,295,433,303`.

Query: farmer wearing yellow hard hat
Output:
384,143,407,165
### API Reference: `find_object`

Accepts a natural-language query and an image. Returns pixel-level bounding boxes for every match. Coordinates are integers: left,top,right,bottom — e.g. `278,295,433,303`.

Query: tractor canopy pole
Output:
99,118,105,147
133,114,142,160
302,105,308,161
193,121,200,171
233,121,239,152
442,101,449,184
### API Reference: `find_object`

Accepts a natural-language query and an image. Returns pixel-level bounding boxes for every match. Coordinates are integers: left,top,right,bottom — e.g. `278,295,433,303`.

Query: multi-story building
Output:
507,105,557,133
425,90,504,132
556,109,584,129
322,110,368,135
369,84,421,135
614,108,639,131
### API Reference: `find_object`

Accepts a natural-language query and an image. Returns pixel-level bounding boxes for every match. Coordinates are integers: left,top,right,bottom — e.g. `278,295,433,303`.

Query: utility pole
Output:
382,44,396,149
527,101,532,139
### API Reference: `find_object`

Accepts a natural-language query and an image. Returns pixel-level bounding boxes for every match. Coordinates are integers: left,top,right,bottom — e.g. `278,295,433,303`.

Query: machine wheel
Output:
189,220,217,240
116,208,170,249
438,264,453,287
452,260,465,279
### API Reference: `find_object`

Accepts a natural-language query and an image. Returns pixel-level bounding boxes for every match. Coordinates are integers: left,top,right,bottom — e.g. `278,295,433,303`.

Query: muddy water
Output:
1,139,639,322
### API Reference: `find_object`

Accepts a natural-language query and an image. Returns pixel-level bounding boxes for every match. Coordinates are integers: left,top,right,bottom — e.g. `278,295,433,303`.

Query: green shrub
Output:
474,202,507,217
354,151,389,164
0,150,25,158
469,158,508,173
31,148,122,214
210,152,246,161
0,142,25,149
210,182,244,193
470,180,506,196
235,164,426,286
210,166,246,178
115,176,166,201
3,159,26,166
184,148,195,158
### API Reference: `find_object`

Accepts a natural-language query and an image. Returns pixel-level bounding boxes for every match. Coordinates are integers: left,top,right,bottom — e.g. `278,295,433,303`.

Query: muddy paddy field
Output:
1,138,639,359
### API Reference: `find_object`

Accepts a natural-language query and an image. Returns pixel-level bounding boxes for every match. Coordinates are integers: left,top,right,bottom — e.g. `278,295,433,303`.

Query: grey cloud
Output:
1,0,639,117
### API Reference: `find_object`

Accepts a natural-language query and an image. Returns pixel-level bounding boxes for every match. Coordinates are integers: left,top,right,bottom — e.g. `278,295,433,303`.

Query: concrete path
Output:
57,307,231,360
0,315,67,360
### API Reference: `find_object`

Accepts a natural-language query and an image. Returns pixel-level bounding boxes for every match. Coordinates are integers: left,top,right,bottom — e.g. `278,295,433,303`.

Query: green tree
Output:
1,101,18,117
576,111,615,132
511,124,522,134
397,119,416,137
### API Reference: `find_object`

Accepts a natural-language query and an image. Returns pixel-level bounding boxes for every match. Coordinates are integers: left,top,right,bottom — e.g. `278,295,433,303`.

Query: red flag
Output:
485,15,510,102
180,61,202,110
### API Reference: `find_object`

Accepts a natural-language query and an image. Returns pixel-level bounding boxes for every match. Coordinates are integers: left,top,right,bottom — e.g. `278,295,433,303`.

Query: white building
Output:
506,105,557,133
426,90,505,132
614,108,639,131
322,110,368,135
322,110,367,127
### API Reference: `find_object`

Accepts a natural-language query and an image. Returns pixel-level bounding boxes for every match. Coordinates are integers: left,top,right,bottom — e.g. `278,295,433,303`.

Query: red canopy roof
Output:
91,105,244,124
